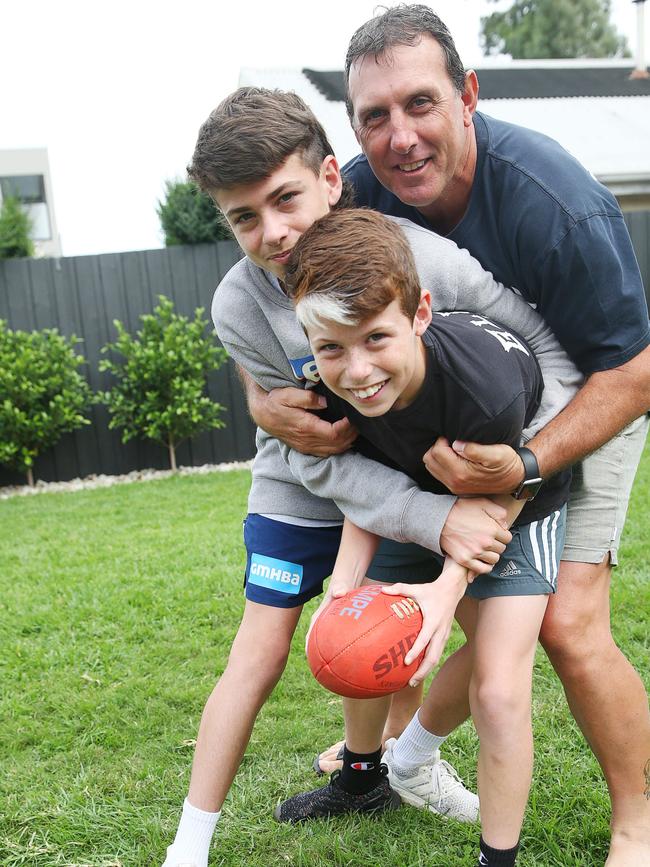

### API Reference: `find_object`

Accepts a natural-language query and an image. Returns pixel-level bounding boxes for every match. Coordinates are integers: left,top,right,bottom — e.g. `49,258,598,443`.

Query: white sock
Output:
390,710,448,775
162,798,221,867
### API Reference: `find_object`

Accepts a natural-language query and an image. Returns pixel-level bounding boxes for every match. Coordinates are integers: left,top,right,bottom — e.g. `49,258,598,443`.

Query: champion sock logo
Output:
499,559,521,577
350,761,375,771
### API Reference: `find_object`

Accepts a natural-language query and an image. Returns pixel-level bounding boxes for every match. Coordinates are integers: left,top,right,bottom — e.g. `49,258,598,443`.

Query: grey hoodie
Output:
212,217,581,555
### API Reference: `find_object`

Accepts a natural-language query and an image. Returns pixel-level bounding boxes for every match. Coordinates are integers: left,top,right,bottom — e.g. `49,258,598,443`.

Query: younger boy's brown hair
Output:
285,208,422,330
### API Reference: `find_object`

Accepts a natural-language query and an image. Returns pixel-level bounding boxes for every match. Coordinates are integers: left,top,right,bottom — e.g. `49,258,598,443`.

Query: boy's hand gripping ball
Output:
306,585,424,699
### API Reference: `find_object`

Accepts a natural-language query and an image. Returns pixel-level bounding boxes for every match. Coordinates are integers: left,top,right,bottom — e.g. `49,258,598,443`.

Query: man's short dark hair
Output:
344,4,466,119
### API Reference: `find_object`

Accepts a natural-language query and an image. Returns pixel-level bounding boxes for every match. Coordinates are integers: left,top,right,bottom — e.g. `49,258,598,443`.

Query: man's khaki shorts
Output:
562,414,649,565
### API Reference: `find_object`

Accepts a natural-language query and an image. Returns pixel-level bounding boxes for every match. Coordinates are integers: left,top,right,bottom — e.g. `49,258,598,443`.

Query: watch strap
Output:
513,446,543,500
516,446,540,482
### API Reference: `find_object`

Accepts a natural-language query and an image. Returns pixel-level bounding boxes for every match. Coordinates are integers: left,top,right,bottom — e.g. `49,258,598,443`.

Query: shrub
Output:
0,321,92,485
99,296,228,469
157,179,230,246
0,196,35,259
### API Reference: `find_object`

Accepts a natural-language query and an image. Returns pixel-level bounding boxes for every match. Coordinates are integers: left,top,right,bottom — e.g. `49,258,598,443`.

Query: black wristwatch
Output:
512,447,543,501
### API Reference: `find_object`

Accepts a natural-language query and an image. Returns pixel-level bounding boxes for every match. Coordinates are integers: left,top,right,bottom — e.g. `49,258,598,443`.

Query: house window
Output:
0,175,51,241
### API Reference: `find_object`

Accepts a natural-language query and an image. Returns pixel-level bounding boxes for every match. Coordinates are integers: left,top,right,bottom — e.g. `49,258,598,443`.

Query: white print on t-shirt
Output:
433,311,529,356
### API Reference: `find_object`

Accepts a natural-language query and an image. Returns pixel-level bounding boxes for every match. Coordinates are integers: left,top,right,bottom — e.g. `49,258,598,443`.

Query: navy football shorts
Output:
243,514,342,608
242,514,434,609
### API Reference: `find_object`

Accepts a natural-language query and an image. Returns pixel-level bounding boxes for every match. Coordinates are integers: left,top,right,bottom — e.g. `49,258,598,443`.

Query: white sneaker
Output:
382,738,479,823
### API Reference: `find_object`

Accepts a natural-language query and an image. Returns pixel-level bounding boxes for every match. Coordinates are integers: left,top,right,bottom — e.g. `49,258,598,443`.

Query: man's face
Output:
215,153,342,279
348,36,477,223
306,295,431,417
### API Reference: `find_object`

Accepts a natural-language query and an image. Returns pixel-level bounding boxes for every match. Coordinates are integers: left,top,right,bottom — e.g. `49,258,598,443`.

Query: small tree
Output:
0,196,35,259
0,321,92,486
99,296,228,470
157,179,230,246
481,0,629,59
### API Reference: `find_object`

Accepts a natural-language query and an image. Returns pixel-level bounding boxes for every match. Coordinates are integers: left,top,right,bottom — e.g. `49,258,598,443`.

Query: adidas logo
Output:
499,559,521,577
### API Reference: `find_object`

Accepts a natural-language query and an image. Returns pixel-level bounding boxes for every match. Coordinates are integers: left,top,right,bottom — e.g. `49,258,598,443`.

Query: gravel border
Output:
0,461,252,500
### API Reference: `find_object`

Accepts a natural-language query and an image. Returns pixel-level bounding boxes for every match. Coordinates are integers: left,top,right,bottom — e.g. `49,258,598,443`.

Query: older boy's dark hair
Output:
188,87,346,196
285,209,421,329
344,4,466,120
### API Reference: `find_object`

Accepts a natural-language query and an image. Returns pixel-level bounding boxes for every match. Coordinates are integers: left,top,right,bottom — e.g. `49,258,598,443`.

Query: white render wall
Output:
0,148,62,257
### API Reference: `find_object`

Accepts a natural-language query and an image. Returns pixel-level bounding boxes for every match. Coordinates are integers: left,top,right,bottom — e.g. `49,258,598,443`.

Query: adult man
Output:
337,5,649,865
249,5,649,864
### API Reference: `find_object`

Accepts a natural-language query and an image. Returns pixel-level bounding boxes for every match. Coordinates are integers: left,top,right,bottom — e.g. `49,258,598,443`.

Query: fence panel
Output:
624,211,649,305
1,215,649,486
0,241,255,486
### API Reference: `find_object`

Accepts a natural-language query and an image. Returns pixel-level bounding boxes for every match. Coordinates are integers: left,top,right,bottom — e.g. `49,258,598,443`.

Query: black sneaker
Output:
274,765,401,823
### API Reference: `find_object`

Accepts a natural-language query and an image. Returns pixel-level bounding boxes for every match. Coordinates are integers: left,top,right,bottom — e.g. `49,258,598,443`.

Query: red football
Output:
306,585,424,699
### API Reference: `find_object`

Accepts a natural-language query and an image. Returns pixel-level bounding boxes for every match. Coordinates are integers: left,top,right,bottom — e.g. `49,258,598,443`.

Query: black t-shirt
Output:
321,311,570,526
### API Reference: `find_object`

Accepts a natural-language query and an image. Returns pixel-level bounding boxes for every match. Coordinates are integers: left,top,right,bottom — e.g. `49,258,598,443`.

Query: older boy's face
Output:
215,153,342,279
307,296,431,417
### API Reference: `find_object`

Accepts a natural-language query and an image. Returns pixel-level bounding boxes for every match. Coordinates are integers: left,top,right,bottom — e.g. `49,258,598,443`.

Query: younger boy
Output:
162,88,579,867
280,207,572,866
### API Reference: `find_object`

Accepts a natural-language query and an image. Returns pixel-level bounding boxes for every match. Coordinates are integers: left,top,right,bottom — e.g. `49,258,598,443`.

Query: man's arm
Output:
423,345,650,494
239,365,357,457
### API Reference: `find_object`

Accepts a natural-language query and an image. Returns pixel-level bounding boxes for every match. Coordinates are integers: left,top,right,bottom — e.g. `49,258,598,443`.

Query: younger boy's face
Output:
215,153,342,279
307,294,431,417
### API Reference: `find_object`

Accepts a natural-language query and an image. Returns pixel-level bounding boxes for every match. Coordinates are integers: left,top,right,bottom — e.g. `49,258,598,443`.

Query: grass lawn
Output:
1,446,649,867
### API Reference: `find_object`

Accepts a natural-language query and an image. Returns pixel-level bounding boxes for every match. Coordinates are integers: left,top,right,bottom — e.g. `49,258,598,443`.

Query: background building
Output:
0,148,62,257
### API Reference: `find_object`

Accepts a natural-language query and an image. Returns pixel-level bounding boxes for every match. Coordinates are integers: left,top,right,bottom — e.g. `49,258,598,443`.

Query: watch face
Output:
514,478,543,500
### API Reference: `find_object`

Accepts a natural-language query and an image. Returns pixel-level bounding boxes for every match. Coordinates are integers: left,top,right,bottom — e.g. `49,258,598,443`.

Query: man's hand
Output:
439,496,512,573
423,436,523,495
382,562,468,686
246,381,357,456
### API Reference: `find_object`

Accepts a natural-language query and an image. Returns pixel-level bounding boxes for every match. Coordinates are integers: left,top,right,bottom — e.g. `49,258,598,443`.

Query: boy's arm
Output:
280,441,511,564
383,495,526,686
305,518,381,651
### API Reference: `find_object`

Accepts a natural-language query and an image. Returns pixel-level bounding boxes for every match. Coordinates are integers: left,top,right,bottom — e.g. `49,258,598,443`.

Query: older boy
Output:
280,208,573,866
162,88,580,867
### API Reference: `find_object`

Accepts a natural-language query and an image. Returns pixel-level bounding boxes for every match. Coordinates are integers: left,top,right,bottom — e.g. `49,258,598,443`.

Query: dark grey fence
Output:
625,210,650,293
0,241,255,486
1,212,649,486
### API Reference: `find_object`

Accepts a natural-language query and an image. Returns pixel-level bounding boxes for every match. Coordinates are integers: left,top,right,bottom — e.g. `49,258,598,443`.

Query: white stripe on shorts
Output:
528,520,542,572
529,511,562,589
550,510,560,576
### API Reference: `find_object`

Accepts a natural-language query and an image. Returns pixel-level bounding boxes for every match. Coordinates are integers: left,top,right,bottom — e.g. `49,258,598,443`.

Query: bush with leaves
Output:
157,179,230,246
0,321,92,485
0,196,35,259
99,296,228,469
481,0,629,59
